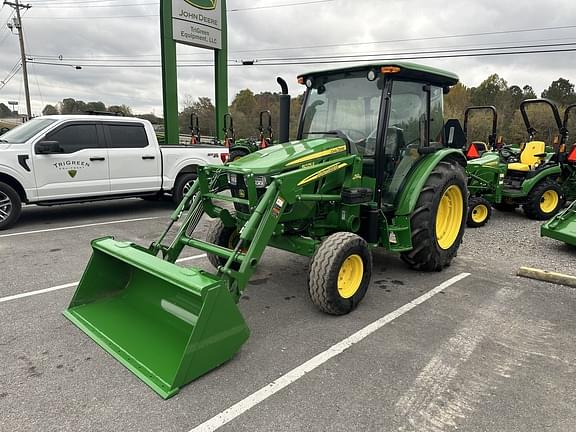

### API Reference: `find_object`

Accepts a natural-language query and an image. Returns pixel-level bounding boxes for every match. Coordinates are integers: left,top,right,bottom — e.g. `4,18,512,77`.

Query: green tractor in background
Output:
463,105,506,227
541,103,576,245
466,98,576,226
63,62,468,399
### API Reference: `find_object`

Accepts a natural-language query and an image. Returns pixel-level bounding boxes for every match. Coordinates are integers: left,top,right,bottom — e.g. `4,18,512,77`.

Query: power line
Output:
27,46,576,69
26,0,335,17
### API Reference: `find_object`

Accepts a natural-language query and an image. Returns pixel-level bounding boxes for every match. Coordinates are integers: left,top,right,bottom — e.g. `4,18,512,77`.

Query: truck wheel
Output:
229,148,250,162
172,173,197,204
523,180,565,220
467,196,492,228
308,232,372,315
205,218,241,270
0,182,22,230
400,160,467,271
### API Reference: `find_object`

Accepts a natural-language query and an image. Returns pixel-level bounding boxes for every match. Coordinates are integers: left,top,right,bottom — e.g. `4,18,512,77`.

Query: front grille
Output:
229,174,266,213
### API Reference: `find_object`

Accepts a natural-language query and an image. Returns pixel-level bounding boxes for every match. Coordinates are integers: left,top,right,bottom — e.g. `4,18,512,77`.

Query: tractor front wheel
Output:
205,219,242,270
467,196,492,228
523,180,565,220
308,232,372,315
400,160,467,271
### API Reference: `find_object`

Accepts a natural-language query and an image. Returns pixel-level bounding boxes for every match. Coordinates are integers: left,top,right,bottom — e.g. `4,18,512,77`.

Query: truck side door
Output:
32,122,110,200
104,122,161,193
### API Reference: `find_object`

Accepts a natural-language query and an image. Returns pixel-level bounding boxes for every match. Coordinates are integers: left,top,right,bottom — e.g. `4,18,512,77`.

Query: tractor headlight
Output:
254,176,268,188
227,173,237,186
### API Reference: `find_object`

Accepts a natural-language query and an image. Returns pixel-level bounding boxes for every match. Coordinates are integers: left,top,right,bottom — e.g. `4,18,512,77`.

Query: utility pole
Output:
4,0,31,119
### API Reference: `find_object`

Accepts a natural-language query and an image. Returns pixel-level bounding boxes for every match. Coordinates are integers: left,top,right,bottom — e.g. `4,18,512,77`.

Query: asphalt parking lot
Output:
1,200,575,432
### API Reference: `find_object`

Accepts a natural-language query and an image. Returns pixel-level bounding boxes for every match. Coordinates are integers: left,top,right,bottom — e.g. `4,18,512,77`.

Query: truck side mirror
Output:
35,140,63,154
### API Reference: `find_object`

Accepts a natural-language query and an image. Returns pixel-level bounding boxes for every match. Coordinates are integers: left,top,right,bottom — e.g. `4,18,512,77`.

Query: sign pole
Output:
160,0,179,145
214,0,227,140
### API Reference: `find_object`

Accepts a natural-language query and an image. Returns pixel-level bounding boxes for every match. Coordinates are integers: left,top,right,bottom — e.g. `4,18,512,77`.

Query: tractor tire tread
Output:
522,180,565,220
308,232,372,315
400,160,467,272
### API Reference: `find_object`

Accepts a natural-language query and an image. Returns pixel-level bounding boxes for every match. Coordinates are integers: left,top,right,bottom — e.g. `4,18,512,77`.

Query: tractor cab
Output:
505,99,562,173
297,63,465,209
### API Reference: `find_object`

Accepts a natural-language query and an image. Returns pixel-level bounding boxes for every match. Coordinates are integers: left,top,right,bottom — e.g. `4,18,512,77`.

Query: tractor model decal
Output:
286,145,347,166
297,162,348,186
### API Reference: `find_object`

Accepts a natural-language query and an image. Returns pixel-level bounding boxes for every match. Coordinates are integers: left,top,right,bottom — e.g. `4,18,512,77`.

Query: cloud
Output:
1,0,575,116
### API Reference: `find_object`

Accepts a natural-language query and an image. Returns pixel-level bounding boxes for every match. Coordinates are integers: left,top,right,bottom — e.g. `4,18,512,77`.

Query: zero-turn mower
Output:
64,62,468,398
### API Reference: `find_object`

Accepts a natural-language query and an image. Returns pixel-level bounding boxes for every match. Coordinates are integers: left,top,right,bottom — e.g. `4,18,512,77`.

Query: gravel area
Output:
461,207,576,275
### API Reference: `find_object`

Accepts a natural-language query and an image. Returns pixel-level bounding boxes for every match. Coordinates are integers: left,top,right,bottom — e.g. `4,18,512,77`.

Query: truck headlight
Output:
254,176,268,188
228,173,237,186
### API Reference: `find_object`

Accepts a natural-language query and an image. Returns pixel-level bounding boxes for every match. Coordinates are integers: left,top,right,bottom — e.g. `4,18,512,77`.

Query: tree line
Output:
35,74,576,145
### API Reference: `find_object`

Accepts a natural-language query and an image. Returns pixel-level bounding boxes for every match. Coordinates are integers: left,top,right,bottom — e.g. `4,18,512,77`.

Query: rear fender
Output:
394,148,466,216
520,165,561,194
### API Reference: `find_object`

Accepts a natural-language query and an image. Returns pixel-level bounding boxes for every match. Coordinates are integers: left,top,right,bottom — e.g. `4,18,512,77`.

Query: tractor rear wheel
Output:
523,180,565,220
205,219,242,270
467,196,492,228
400,160,467,271
308,232,372,315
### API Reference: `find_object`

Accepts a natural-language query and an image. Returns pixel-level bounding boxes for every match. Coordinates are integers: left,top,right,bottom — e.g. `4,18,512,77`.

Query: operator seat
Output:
507,141,547,172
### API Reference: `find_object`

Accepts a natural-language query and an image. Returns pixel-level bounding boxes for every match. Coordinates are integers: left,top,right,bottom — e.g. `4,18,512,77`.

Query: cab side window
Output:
46,124,99,154
106,123,149,148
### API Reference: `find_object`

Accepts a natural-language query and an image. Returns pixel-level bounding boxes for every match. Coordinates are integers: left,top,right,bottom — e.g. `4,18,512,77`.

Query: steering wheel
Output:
499,146,518,163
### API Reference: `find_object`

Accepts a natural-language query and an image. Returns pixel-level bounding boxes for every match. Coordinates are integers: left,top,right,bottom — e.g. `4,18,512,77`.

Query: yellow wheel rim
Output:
471,204,489,223
337,254,364,299
436,185,464,250
540,190,559,214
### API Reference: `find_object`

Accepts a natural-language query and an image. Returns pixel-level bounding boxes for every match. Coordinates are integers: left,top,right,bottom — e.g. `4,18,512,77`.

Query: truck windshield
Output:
300,71,382,156
0,118,57,144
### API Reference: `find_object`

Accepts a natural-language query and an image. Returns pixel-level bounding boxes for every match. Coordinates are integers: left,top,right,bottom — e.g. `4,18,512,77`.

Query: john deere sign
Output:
172,0,222,49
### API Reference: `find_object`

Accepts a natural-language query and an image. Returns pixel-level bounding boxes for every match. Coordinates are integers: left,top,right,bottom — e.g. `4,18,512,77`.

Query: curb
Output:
517,266,576,288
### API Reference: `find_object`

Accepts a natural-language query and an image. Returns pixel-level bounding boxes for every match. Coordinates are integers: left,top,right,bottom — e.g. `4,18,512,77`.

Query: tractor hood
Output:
226,137,349,175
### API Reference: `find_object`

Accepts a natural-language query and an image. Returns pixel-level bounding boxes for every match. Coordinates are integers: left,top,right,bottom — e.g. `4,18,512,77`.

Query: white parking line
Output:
0,216,164,238
188,272,471,432
0,254,207,304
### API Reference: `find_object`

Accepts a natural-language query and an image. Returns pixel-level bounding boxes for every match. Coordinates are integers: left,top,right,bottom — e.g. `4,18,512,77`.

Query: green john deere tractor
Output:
541,103,576,245
63,62,468,399
466,98,576,226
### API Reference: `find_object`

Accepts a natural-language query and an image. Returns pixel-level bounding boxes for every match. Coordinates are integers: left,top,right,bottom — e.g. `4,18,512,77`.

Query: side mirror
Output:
35,140,63,154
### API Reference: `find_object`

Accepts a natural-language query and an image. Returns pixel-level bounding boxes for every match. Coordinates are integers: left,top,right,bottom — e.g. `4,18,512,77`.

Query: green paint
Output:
541,201,576,246
64,237,249,399
160,0,228,143
160,0,179,145
394,149,466,216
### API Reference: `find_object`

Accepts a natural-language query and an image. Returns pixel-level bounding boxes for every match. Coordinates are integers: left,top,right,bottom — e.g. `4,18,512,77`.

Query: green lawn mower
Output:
466,98,576,226
63,62,469,399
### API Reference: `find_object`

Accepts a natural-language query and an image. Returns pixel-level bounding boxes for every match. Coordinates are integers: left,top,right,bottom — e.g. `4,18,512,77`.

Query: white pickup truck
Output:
0,115,229,229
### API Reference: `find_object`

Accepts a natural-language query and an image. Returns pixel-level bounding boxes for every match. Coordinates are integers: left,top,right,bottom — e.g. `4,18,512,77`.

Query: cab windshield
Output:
0,118,57,144
300,70,382,156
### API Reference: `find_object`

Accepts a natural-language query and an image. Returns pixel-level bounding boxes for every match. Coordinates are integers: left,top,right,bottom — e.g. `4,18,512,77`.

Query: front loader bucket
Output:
63,237,249,399
541,202,576,246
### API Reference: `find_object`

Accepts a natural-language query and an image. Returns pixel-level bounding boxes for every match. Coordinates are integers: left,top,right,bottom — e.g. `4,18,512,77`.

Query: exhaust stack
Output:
277,77,290,143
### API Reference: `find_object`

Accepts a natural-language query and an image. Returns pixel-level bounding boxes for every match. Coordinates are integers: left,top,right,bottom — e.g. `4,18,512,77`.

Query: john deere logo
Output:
68,170,77,178
183,0,217,9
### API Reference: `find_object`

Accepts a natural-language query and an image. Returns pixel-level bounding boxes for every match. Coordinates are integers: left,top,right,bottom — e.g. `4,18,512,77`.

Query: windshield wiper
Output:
0,139,8,143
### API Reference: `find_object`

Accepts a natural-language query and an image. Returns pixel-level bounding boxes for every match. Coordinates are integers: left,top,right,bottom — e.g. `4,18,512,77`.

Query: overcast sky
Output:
1,0,575,116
